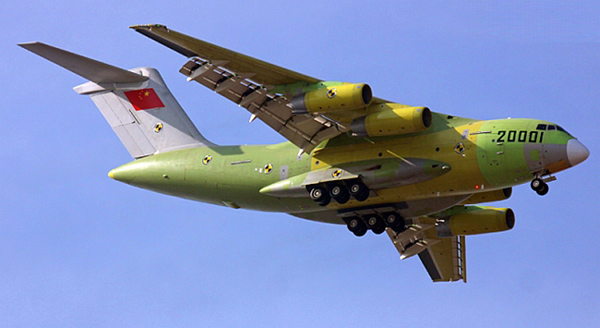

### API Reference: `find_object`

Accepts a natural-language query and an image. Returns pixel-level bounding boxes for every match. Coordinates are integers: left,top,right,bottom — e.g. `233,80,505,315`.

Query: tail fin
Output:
19,42,214,159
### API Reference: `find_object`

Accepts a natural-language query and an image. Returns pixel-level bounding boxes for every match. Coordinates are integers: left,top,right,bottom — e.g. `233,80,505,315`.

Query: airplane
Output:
19,24,589,283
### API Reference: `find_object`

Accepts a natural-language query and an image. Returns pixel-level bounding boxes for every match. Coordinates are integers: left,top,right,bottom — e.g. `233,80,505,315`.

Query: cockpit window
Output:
536,124,547,131
556,125,572,135
548,125,556,130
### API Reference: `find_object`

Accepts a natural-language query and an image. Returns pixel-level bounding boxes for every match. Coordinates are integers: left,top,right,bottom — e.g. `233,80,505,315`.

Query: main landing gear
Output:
308,179,369,206
531,177,549,196
343,212,406,237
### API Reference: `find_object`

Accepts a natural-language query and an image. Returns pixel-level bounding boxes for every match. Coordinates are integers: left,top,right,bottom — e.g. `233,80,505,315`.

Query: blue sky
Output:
2,1,599,327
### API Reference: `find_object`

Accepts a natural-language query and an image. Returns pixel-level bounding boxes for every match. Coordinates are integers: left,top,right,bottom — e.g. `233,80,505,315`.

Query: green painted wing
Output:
130,24,400,153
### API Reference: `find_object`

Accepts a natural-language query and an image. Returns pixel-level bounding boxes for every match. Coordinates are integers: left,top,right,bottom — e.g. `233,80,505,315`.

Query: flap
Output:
386,217,466,282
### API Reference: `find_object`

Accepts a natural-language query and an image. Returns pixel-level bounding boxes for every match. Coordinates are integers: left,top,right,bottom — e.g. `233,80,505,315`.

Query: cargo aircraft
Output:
20,24,589,282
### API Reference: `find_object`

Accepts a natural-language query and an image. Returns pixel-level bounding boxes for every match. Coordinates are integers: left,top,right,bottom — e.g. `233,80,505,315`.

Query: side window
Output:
548,125,556,131
536,124,547,131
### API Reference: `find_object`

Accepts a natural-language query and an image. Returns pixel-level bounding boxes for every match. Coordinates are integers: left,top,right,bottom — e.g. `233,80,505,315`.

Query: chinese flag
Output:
124,88,165,111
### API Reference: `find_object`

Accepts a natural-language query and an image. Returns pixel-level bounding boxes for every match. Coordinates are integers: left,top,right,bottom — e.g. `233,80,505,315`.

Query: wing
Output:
131,24,320,85
131,24,390,153
386,217,466,282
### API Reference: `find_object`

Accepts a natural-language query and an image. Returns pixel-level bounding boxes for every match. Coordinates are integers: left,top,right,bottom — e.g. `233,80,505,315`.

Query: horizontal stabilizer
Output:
19,42,148,84
20,41,214,159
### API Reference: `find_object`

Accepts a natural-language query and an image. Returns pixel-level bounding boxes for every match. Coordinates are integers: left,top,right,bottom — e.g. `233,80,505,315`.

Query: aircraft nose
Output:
566,139,590,167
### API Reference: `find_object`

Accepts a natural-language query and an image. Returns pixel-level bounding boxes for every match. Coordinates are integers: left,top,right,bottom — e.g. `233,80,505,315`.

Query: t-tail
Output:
19,42,214,159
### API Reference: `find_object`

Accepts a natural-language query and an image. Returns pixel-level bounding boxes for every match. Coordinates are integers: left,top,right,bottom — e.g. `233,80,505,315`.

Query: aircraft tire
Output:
353,226,368,237
310,186,331,206
371,224,386,235
347,216,367,237
382,212,404,229
536,183,549,196
329,184,350,204
531,178,544,191
349,181,369,201
365,214,385,234
353,190,369,202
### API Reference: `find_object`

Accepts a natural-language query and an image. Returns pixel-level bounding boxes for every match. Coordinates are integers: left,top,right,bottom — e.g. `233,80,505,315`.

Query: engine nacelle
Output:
351,104,432,137
461,187,512,204
436,207,515,237
290,83,372,114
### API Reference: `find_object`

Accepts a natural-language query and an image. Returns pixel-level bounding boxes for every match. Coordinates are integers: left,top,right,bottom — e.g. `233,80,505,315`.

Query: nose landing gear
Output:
531,177,549,196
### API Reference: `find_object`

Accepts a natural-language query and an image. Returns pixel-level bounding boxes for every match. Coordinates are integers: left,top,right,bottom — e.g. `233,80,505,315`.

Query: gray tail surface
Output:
19,42,214,159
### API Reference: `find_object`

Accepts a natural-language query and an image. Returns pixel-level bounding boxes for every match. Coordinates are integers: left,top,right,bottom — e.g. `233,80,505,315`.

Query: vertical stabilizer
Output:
19,42,214,159
74,67,214,158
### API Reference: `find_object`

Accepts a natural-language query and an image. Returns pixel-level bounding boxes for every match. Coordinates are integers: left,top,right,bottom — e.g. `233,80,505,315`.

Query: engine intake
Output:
351,104,432,137
291,83,372,114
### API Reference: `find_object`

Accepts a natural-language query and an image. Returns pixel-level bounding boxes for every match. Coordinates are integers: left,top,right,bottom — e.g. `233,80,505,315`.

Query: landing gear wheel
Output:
353,190,369,202
348,181,369,202
531,178,544,191
536,183,549,196
372,224,386,235
365,214,385,235
353,226,367,237
329,184,350,204
382,212,404,229
309,186,331,206
346,216,367,237
531,178,549,196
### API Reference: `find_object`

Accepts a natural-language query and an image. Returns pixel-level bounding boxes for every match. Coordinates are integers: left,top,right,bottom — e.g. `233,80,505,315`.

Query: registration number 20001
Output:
497,130,544,143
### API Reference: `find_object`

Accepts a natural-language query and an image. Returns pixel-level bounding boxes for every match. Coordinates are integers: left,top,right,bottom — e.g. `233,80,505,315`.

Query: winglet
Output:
19,42,148,84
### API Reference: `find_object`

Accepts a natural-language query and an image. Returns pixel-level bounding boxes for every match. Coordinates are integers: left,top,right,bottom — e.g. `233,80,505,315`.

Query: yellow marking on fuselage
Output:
312,121,489,209
546,159,569,174
386,150,416,166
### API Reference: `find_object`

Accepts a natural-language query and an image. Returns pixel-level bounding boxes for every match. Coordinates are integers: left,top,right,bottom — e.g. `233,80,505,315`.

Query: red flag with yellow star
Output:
124,88,165,111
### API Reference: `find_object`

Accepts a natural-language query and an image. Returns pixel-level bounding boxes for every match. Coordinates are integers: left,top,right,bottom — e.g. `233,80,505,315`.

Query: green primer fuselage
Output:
109,113,577,223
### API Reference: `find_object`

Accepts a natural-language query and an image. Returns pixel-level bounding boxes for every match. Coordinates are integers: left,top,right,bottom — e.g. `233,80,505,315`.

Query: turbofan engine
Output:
290,83,372,114
351,103,432,137
436,206,515,237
